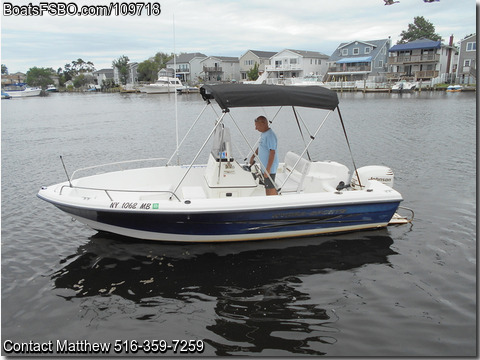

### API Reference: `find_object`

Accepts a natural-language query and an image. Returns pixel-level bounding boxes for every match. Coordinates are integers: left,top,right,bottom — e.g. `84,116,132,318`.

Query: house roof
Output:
93,69,114,75
282,49,329,58
204,56,239,62
167,53,207,64
247,50,277,58
389,38,441,52
329,39,389,62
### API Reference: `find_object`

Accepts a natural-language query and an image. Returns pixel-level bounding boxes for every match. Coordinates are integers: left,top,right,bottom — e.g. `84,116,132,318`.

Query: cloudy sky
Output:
1,0,477,73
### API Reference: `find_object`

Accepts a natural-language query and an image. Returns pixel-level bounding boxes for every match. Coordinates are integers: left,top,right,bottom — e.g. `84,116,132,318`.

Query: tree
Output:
397,16,442,44
246,63,259,81
1,64,8,75
137,59,159,82
71,58,95,74
26,67,55,88
112,55,130,85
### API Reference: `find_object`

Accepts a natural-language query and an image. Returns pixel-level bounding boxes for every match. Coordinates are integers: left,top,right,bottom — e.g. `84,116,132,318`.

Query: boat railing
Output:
70,157,168,181
59,184,181,202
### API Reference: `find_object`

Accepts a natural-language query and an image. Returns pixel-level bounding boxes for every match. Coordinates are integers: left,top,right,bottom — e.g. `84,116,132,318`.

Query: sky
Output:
1,0,477,73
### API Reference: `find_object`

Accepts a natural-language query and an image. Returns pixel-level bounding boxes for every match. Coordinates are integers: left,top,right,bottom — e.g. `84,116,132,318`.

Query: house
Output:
239,50,276,81
93,68,114,86
264,49,329,81
201,56,240,83
327,39,391,81
1,72,27,86
387,38,455,82
113,62,138,85
456,34,476,84
166,52,207,85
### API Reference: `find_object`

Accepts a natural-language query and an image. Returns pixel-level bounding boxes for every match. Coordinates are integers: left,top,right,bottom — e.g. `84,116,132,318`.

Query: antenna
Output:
173,13,179,165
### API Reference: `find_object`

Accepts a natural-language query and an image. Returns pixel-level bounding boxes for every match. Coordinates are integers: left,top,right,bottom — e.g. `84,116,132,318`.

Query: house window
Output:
378,60,384,67
365,47,371,54
464,59,471,67
466,42,476,51
342,49,348,56
353,48,360,55
290,58,297,64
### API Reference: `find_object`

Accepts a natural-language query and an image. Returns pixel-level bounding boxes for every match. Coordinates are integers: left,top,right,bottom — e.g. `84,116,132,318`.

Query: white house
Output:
166,52,207,85
93,68,114,86
264,49,330,82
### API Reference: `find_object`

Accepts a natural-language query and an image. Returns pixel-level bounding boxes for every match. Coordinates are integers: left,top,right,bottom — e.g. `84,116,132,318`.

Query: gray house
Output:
327,39,391,81
166,52,207,85
456,34,476,84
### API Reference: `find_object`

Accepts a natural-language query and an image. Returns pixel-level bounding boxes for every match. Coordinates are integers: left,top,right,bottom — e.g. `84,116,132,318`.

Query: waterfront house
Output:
93,68,114,87
113,62,138,85
327,39,391,82
200,56,240,83
456,34,476,84
239,50,276,81
387,38,455,82
264,49,329,82
166,52,207,85
1,72,27,86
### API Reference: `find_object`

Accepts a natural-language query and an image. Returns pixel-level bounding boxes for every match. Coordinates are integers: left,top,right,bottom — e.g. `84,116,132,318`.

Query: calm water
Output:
1,90,476,356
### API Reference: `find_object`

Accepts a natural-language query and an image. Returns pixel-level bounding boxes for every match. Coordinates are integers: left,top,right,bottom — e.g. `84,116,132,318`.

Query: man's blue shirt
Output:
258,128,279,174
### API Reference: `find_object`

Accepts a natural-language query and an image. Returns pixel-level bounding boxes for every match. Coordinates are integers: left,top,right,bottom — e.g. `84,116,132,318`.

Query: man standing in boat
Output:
250,115,279,195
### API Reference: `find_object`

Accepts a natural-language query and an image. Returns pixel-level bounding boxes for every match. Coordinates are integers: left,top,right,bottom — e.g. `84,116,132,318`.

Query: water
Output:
1,90,476,356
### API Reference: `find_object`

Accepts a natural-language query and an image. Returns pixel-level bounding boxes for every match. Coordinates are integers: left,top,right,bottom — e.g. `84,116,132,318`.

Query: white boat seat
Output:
277,152,311,193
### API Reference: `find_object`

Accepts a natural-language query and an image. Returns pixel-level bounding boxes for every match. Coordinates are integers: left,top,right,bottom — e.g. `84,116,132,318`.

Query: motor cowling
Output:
350,165,394,190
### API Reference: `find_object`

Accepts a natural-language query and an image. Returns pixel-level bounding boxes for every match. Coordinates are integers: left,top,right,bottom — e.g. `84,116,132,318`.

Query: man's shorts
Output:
263,173,276,189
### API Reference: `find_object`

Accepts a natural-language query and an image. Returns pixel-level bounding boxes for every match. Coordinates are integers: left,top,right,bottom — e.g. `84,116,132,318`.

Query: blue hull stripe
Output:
55,201,400,236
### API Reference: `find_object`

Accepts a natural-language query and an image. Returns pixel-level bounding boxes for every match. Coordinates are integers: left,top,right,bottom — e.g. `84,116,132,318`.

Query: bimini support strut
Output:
336,106,362,189
170,111,228,200
278,108,332,193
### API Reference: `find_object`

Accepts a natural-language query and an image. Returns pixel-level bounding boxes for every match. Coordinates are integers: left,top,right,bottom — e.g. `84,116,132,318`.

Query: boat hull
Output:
6,88,42,97
39,191,400,242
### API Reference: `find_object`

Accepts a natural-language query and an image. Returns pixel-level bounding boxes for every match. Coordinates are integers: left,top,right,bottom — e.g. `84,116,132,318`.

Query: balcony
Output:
264,64,302,71
386,70,439,80
388,54,440,65
203,66,223,73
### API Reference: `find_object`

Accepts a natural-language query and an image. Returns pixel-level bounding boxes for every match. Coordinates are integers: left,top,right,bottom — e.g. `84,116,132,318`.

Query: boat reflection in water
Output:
52,231,397,355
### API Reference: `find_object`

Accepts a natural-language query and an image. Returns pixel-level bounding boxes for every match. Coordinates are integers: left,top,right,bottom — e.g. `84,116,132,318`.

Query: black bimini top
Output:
200,84,339,111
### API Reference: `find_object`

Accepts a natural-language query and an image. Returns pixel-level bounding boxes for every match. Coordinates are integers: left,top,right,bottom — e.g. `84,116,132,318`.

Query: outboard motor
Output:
350,165,394,190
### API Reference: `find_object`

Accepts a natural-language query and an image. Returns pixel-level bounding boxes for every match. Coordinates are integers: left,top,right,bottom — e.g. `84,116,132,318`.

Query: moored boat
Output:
138,77,183,94
391,80,417,93
38,84,408,242
446,85,463,92
3,83,41,97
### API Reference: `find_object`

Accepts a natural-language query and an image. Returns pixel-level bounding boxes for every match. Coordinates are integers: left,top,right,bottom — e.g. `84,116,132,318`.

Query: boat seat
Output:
276,152,311,193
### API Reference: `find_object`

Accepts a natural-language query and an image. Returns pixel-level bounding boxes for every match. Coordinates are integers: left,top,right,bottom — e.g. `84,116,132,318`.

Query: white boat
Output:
291,75,331,88
391,80,417,93
1,90,11,99
46,85,58,92
446,85,463,92
3,83,41,97
138,77,183,94
38,84,407,242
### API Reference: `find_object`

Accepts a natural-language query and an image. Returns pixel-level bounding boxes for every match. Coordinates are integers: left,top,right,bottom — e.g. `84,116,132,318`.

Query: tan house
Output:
239,50,276,81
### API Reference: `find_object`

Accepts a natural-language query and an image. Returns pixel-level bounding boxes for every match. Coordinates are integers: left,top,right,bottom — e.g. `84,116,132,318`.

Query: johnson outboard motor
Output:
350,166,394,190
